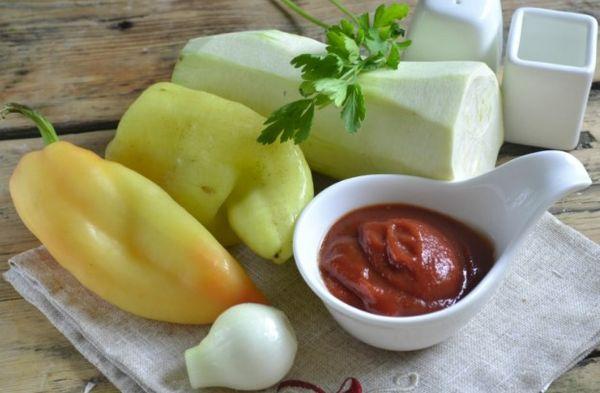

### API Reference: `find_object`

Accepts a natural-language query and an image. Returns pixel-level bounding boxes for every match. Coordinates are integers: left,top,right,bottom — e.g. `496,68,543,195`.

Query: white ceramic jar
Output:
403,0,503,72
502,8,598,150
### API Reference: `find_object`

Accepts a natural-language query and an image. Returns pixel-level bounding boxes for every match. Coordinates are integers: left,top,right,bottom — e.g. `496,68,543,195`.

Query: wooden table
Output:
0,1,598,392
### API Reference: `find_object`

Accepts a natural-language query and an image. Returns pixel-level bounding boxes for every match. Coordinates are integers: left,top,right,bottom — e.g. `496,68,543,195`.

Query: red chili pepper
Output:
336,378,362,393
277,380,326,393
278,378,362,393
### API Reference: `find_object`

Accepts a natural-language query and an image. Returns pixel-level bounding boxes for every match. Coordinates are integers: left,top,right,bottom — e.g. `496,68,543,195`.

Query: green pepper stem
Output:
279,0,329,29
1,103,59,145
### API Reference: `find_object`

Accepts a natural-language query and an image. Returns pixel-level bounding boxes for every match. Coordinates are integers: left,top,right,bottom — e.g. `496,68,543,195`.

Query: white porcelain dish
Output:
502,8,598,150
403,0,503,72
293,151,591,351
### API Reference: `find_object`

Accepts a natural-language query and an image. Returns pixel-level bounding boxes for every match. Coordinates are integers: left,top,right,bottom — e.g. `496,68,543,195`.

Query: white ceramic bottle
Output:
403,0,503,72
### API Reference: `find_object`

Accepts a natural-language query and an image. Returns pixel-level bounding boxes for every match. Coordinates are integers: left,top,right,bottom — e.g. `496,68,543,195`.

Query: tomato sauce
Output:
319,204,495,317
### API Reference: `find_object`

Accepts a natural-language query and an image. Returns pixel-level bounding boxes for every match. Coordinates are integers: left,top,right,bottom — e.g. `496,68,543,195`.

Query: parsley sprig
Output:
257,0,411,144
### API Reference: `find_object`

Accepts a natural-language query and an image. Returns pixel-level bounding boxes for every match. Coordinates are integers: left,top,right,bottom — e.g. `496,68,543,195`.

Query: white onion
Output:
185,303,297,390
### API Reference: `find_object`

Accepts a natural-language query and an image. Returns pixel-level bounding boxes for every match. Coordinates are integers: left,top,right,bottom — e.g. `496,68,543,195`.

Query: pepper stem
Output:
1,103,59,145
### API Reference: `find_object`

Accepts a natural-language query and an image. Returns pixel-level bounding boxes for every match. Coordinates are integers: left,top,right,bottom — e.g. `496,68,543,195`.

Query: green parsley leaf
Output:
339,19,355,37
257,99,315,144
341,84,365,133
373,4,410,28
314,78,348,106
357,12,370,30
387,42,401,68
292,53,344,80
326,29,360,62
299,80,316,97
258,1,411,144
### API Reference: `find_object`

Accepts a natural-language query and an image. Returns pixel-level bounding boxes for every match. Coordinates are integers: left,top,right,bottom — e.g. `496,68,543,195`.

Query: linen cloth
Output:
4,213,600,393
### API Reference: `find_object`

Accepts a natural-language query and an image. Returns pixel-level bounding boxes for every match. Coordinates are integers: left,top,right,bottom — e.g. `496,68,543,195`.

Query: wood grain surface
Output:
1,0,599,135
1,0,599,392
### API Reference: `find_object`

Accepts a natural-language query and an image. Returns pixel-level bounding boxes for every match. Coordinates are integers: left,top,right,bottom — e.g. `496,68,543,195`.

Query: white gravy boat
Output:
293,151,591,351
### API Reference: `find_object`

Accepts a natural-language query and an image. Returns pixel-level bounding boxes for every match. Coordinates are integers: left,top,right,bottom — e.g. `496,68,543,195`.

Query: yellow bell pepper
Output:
4,103,266,324
105,82,313,263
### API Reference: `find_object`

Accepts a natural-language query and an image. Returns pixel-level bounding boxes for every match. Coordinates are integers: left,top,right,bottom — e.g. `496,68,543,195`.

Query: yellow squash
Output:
5,104,266,324
106,83,313,263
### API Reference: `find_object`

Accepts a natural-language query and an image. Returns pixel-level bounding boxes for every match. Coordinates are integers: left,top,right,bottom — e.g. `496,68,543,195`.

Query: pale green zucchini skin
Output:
172,30,503,181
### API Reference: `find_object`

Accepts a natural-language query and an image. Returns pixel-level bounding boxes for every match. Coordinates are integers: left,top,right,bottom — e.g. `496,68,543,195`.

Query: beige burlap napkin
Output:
4,213,600,393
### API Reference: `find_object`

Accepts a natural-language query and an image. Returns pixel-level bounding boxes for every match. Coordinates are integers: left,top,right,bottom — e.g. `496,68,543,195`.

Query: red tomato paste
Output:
319,204,495,317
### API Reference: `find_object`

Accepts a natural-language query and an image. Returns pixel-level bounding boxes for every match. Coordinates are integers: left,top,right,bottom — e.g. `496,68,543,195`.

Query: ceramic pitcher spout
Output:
469,150,591,250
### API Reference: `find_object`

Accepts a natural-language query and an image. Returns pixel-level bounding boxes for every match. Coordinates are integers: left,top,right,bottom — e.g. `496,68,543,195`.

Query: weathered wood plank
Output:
0,0,382,134
1,0,598,136
548,358,600,393
0,298,115,393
